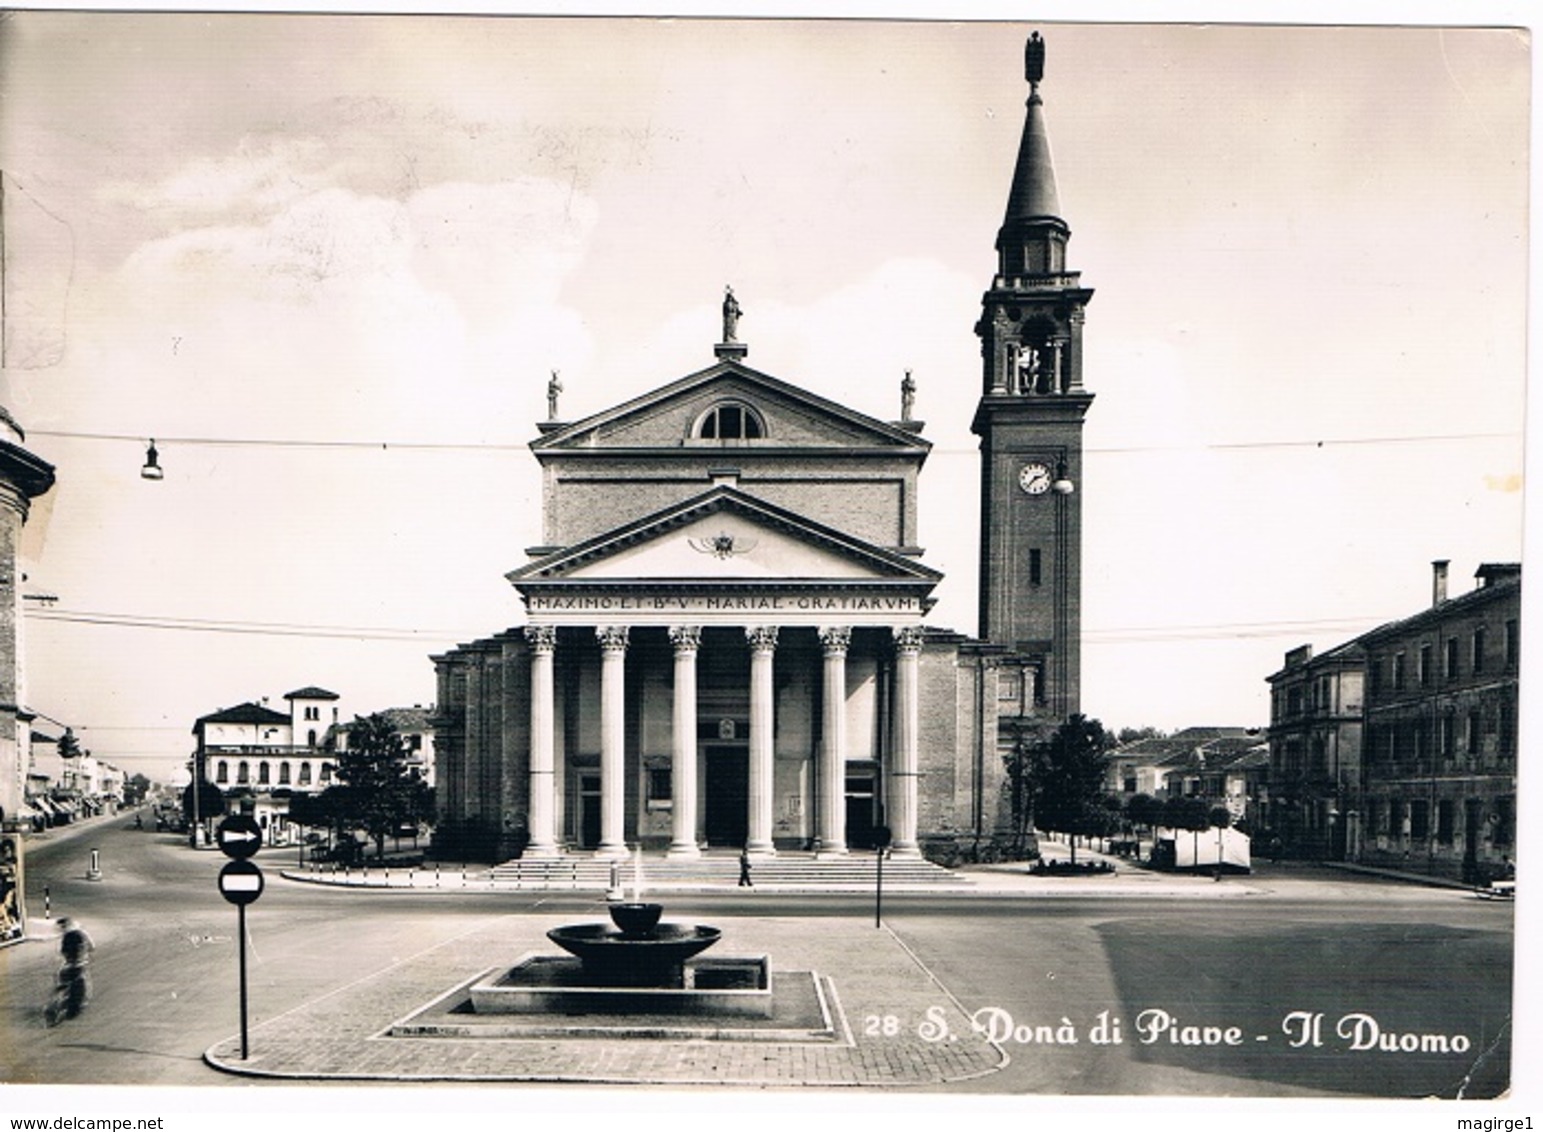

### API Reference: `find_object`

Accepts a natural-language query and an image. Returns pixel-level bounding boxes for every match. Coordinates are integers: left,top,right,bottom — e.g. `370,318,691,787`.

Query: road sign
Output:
218,859,264,906
216,815,263,859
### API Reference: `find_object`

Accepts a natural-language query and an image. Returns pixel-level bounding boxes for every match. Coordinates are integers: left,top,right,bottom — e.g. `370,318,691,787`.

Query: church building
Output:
432,32,1093,864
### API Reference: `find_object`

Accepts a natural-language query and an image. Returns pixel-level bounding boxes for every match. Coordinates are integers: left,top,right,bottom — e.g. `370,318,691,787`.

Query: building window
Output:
1028,548,1041,587
1467,709,1482,756
237,761,250,785
1436,799,1455,844
694,402,764,441
1418,644,1432,687
1494,796,1514,847
298,763,312,786
1472,628,1486,676
216,761,229,784
1445,637,1459,681
258,761,270,785
1409,799,1430,841
1391,653,1406,692
1365,798,1382,836
1505,620,1518,669
279,762,291,785
304,706,319,721
1389,797,1406,835
1440,714,1456,758
320,763,333,784
307,729,317,748
1368,656,1383,696
647,766,672,803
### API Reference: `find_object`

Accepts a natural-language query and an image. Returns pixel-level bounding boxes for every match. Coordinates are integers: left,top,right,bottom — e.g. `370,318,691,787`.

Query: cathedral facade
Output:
432,32,1092,864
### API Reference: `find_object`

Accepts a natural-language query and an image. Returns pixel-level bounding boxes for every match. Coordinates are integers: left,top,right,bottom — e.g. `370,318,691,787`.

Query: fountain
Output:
465,846,771,1017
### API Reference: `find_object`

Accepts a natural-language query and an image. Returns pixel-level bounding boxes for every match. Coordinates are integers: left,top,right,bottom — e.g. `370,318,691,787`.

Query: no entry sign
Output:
218,859,265,905
216,815,263,859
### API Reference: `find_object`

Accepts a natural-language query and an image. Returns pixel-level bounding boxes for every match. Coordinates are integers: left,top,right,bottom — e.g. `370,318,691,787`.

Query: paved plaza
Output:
202,910,1010,1086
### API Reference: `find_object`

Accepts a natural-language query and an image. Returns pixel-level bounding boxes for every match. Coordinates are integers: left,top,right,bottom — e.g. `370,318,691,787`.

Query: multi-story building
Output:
1268,561,1519,881
1360,562,1519,882
1106,726,1267,827
1262,640,1366,860
193,686,342,840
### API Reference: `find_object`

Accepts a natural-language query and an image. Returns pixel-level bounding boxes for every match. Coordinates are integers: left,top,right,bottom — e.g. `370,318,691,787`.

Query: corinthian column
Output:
668,625,703,857
890,625,925,858
524,625,560,858
595,625,630,859
817,626,852,858
745,625,778,856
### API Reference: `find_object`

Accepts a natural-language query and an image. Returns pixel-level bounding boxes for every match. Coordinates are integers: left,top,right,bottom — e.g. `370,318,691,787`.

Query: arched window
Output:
216,761,229,784
237,761,250,785
279,762,292,785
320,763,333,784
258,761,271,785
694,402,764,441
307,728,317,748
297,762,312,786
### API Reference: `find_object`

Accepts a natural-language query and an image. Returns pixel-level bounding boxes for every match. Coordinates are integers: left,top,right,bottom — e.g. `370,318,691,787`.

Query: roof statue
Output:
547,369,563,421
721,286,742,343
1025,30,1045,87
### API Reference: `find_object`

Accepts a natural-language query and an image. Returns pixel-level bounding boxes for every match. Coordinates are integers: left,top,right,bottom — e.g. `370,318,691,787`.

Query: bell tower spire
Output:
972,30,1094,721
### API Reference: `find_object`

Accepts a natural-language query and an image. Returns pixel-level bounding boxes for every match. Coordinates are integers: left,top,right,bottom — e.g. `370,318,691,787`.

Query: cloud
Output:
100,136,338,216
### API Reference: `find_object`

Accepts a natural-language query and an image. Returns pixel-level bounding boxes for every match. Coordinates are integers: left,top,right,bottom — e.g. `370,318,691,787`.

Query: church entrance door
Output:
578,773,601,849
704,747,749,846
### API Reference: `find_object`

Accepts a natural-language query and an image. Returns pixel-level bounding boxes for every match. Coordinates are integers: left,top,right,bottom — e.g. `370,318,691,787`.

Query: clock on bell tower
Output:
972,31,1093,721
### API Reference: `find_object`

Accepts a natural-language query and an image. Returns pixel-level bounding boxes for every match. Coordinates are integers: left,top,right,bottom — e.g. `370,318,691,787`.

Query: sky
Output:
0,10,1530,786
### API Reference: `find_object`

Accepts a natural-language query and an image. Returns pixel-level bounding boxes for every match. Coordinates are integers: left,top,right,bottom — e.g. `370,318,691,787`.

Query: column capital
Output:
892,625,926,654
596,625,630,653
818,625,853,656
668,625,703,654
745,625,779,653
524,624,558,653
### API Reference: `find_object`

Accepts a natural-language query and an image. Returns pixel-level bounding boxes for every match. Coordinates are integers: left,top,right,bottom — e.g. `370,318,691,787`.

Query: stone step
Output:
485,854,973,887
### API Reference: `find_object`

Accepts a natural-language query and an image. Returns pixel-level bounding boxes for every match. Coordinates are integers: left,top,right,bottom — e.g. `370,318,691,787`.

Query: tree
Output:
125,773,152,807
182,778,224,844
1024,715,1115,865
1116,726,1167,744
332,714,423,860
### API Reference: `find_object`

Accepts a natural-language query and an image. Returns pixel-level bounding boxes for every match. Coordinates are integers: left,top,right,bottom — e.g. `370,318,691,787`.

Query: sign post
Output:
873,825,892,928
216,817,264,1060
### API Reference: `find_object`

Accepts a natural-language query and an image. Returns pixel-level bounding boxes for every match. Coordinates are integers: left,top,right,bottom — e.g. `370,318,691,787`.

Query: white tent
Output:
1156,825,1252,872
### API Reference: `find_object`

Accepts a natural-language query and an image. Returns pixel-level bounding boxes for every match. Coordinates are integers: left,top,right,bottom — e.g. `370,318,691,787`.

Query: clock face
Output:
1018,462,1052,495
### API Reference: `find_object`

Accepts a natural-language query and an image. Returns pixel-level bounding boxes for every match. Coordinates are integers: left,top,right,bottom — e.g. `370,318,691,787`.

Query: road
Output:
0,812,1514,1098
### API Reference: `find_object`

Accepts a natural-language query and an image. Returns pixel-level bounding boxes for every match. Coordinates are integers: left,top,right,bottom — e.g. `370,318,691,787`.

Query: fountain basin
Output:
546,922,722,986
608,901,662,936
466,952,773,1018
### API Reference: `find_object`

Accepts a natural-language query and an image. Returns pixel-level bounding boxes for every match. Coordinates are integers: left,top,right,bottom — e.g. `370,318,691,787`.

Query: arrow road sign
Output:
216,815,263,859
218,859,264,906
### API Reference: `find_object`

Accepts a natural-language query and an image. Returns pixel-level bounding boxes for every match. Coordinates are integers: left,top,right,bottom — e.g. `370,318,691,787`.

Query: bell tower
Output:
972,31,1093,720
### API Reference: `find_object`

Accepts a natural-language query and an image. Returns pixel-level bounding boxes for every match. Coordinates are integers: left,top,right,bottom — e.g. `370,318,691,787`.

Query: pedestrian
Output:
45,917,95,1026
738,847,753,888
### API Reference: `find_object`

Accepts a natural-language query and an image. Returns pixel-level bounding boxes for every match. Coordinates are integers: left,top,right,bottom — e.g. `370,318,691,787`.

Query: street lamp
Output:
140,439,164,481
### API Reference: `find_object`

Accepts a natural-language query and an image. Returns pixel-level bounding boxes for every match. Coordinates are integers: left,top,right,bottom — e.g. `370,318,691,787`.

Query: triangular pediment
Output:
510,487,941,586
532,360,928,453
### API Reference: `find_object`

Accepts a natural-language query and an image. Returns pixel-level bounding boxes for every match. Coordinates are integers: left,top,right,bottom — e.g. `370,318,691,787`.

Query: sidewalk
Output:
271,842,1263,898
